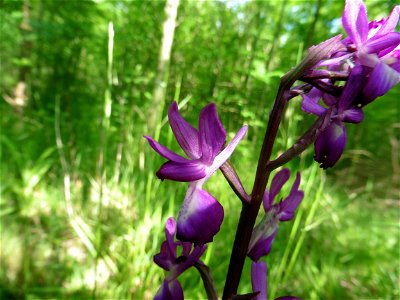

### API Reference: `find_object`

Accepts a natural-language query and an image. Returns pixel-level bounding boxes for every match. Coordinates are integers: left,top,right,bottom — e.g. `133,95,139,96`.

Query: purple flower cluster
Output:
154,218,206,300
146,102,247,298
248,169,303,299
302,0,399,168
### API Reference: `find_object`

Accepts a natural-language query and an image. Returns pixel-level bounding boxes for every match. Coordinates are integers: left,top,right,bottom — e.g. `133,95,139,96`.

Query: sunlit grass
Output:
1,132,399,299
1,98,399,299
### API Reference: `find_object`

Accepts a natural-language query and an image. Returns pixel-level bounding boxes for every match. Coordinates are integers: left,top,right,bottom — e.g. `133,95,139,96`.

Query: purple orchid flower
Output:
154,217,207,300
145,101,248,182
341,0,400,104
302,1,399,168
320,0,400,68
248,169,304,262
342,0,399,57
337,0,399,87
303,64,397,168
251,261,299,300
146,102,248,244
320,0,400,84
302,66,366,168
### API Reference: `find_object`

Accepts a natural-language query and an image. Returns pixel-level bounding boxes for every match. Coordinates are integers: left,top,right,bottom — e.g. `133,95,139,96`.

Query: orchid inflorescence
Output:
146,1,399,299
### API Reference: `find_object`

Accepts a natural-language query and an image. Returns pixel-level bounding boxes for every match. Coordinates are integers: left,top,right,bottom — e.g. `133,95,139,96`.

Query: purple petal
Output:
156,161,206,182
248,229,278,262
251,261,267,300
279,191,304,222
317,52,352,67
173,244,207,279
199,103,227,165
262,190,271,212
391,59,400,73
165,218,177,257
208,125,248,178
365,32,400,54
322,93,337,107
169,280,184,300
315,122,347,169
362,61,400,104
145,136,189,163
342,0,369,47
338,65,367,112
342,108,364,123
269,169,290,205
168,102,201,159
177,187,224,244
289,171,300,194
154,279,183,300
180,241,192,257
278,172,304,222
379,45,399,61
154,241,175,270
301,89,326,116
375,6,400,36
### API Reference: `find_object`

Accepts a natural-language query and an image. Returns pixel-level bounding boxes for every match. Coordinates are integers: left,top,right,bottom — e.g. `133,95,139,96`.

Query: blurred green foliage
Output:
0,0,398,299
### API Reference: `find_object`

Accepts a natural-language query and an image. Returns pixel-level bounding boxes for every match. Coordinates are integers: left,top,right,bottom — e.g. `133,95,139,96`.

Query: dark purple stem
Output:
301,78,343,96
221,40,341,298
222,71,298,299
301,69,348,80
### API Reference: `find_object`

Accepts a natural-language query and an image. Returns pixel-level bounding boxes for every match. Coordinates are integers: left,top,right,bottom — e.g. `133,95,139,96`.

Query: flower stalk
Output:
222,35,343,298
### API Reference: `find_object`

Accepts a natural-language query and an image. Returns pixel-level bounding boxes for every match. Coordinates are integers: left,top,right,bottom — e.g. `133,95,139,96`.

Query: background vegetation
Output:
1,0,399,299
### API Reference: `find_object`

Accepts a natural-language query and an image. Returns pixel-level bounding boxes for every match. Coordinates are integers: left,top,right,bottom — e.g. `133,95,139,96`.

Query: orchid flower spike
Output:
145,102,248,244
302,0,399,169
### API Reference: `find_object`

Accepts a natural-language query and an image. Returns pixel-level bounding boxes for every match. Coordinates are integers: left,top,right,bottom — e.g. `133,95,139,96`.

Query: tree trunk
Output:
264,0,287,72
148,0,180,136
242,5,264,91
4,0,32,110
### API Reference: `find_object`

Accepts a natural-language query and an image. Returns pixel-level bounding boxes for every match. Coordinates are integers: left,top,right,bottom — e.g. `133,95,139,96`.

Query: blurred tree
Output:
3,0,32,110
148,0,180,136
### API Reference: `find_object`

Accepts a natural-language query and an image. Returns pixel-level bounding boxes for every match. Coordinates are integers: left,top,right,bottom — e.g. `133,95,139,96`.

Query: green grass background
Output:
1,0,399,299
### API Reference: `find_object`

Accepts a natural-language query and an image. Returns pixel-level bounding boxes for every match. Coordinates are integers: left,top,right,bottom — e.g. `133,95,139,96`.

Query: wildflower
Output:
302,0,399,168
341,0,399,58
341,0,400,105
145,102,247,182
154,218,207,299
302,66,365,168
248,169,303,262
145,102,248,244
